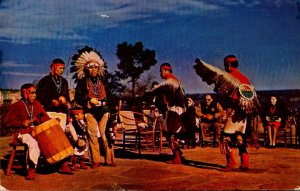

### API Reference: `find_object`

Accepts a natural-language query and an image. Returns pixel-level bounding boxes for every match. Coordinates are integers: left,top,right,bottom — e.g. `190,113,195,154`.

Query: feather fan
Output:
194,58,262,115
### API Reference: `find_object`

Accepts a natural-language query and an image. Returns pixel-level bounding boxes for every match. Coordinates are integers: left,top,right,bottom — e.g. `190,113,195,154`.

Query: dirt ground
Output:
1,135,300,190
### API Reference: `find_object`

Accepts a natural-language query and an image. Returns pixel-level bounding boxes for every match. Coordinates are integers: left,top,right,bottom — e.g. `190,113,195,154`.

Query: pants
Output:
85,112,109,163
200,122,224,142
18,133,40,167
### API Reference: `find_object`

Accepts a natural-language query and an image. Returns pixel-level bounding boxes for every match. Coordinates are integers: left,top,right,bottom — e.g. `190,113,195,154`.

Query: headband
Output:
224,57,238,63
71,109,84,115
160,65,172,71
86,60,100,68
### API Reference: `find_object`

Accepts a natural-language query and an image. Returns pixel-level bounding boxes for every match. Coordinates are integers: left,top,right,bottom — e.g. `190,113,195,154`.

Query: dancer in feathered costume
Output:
148,63,186,164
71,46,116,168
194,55,262,172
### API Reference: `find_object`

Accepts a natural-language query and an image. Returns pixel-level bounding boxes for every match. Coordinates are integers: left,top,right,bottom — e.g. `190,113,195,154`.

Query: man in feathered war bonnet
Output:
71,46,116,168
36,58,70,115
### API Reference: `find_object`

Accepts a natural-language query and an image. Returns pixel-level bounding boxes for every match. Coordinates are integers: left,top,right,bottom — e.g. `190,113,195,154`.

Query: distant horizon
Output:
1,1,299,93
1,87,299,94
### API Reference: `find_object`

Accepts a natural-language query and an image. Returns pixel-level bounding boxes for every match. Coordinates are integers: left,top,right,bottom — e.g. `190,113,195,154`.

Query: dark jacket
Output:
36,73,70,113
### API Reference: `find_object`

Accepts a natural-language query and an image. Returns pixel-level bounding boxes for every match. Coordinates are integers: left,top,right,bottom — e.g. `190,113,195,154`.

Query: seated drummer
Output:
3,83,50,180
4,83,75,180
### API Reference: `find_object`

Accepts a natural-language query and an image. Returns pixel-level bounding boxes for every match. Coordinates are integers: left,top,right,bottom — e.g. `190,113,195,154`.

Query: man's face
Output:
224,62,230,72
205,95,213,106
27,87,37,103
54,65,65,76
75,112,84,120
270,96,277,105
88,65,99,77
160,68,167,79
187,99,193,107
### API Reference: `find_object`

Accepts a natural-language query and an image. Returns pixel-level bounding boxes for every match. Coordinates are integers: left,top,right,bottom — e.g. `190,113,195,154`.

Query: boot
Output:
220,152,236,172
25,167,35,180
91,162,101,169
233,153,250,172
105,162,117,167
59,161,74,175
79,160,88,169
71,156,78,171
166,151,181,164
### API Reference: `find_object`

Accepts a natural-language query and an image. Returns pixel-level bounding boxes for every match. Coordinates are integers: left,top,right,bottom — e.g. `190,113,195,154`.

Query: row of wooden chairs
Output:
117,110,168,155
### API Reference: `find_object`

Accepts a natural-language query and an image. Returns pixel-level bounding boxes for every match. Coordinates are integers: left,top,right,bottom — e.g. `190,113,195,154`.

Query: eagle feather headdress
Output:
70,46,107,81
193,58,262,115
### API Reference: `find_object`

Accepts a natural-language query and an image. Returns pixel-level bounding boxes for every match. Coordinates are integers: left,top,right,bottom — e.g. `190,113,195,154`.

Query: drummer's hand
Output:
52,99,60,107
55,117,61,123
58,96,66,104
31,117,40,124
22,119,31,127
90,98,99,106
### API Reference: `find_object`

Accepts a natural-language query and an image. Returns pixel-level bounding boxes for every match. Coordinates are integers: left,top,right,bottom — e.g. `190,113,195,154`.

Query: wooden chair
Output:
5,137,28,176
118,110,156,155
142,109,166,152
263,119,293,148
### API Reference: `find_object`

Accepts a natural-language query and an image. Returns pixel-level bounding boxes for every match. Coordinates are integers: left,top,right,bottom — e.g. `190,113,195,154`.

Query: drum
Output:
31,118,74,164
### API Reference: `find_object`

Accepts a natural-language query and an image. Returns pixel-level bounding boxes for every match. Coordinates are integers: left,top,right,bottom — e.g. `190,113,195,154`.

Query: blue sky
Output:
0,0,299,94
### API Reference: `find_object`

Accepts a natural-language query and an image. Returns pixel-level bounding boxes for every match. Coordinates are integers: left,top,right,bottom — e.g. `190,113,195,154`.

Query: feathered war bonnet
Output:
70,46,107,82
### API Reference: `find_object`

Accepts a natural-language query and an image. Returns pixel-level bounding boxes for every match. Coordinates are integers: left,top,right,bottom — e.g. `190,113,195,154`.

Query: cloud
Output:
0,61,42,67
1,71,46,77
0,0,294,46
0,0,224,44
222,0,293,8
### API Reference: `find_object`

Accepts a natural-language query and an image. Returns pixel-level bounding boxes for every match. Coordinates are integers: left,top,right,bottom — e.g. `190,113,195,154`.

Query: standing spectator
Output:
264,95,284,148
71,46,113,168
36,58,70,114
3,83,50,180
199,94,224,147
148,63,186,164
182,97,197,149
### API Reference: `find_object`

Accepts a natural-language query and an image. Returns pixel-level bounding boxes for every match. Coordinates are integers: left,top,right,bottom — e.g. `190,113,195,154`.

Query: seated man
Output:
4,83,74,180
199,94,224,147
4,83,50,180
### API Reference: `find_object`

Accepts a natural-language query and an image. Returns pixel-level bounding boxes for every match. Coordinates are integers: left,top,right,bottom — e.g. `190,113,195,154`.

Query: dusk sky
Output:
0,0,299,94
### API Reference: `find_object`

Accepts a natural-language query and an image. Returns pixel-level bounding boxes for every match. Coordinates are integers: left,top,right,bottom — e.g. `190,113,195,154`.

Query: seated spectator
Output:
199,94,224,147
263,95,284,148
